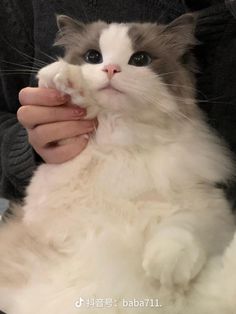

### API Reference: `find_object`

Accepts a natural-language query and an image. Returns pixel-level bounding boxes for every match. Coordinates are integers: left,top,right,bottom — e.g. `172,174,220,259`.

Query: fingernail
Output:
57,94,70,103
83,134,90,140
73,108,86,117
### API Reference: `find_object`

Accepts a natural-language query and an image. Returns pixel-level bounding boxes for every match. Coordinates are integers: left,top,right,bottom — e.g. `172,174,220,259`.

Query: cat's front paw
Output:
142,228,206,289
37,59,85,105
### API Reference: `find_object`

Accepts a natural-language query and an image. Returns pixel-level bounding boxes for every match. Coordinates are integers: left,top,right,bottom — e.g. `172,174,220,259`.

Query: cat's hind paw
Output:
142,228,206,289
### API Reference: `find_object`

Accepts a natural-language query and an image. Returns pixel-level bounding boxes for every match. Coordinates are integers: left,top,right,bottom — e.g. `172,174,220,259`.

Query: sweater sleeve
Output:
0,0,39,200
0,113,37,200
192,1,236,208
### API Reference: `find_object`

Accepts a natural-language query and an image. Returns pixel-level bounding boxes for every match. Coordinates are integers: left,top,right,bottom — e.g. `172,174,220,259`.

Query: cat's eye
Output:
128,51,152,67
84,49,103,64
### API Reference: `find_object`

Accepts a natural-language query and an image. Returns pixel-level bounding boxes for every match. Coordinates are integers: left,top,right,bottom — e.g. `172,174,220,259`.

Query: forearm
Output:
0,111,38,200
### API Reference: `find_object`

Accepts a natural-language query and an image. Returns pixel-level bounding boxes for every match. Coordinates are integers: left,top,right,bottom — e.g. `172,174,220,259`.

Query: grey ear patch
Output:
56,15,85,32
167,13,196,30
161,13,197,57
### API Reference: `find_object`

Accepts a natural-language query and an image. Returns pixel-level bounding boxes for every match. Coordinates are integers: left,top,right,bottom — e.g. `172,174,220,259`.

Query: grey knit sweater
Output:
0,0,236,203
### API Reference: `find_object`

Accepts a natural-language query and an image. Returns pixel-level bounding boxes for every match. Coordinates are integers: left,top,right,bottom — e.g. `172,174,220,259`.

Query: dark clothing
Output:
194,1,236,207
0,0,236,204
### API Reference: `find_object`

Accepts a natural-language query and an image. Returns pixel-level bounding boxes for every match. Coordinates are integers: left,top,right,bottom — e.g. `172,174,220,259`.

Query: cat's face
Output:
56,15,197,122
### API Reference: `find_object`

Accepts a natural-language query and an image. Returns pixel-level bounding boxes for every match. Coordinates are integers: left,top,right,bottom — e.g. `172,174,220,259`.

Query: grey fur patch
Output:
55,16,108,65
128,14,197,113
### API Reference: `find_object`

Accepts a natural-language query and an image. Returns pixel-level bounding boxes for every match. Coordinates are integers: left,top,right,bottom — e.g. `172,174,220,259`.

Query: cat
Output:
0,13,235,314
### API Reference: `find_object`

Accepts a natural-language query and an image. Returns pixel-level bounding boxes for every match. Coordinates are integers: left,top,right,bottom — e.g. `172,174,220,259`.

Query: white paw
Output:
37,60,85,105
143,228,206,289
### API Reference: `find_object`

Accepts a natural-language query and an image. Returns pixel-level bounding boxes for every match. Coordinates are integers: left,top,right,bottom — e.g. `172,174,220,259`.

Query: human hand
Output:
17,87,96,164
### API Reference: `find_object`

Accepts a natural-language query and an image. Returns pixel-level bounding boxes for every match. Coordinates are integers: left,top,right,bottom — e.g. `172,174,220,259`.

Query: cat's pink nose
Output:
103,64,121,79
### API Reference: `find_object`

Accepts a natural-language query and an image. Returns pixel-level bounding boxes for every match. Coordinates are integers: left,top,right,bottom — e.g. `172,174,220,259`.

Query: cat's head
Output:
56,14,198,124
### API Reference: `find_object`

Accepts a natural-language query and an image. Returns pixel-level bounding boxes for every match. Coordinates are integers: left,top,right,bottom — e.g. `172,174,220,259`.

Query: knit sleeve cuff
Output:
2,123,39,198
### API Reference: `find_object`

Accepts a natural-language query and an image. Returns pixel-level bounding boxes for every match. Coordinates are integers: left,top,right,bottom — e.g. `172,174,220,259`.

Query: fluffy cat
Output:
0,14,236,314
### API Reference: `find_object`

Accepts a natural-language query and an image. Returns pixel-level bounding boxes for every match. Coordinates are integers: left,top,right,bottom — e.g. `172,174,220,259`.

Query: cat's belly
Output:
10,219,172,314
23,144,160,224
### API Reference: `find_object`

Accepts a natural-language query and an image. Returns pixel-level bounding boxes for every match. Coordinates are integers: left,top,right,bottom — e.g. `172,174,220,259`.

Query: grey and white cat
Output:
0,14,236,314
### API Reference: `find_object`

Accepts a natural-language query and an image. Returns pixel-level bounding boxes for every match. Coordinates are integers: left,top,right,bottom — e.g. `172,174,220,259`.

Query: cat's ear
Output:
55,15,86,48
161,13,197,57
56,15,85,33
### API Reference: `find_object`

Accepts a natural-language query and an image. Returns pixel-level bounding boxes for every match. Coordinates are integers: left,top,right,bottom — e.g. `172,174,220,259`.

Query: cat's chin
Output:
98,84,123,94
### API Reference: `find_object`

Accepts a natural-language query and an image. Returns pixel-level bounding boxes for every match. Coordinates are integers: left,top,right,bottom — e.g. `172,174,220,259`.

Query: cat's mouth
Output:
98,83,123,94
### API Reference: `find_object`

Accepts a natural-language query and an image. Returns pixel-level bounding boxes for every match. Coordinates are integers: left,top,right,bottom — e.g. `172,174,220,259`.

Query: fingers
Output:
17,86,87,130
19,87,69,107
36,135,89,164
28,120,96,148
17,86,97,164
17,104,86,129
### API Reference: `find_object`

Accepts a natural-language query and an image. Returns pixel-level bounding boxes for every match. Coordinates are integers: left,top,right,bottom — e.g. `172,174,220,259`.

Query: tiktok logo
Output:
75,297,85,308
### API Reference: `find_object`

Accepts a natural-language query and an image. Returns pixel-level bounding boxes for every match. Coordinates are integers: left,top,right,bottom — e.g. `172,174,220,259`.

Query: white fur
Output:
0,24,236,314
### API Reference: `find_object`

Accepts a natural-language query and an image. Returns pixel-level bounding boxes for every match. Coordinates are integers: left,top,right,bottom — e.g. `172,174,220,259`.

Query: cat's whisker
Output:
168,94,232,106
14,51,47,67
158,81,211,100
0,72,39,76
0,70,40,77
171,110,195,123
0,72,38,75
197,98,233,105
0,69,39,73
158,81,196,91
0,60,41,71
0,35,51,66
158,71,182,77
34,47,57,62
117,79,196,124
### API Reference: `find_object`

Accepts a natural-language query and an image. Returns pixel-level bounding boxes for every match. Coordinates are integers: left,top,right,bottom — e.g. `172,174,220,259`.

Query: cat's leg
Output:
37,59,98,118
143,222,206,289
142,191,235,290
37,59,85,103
